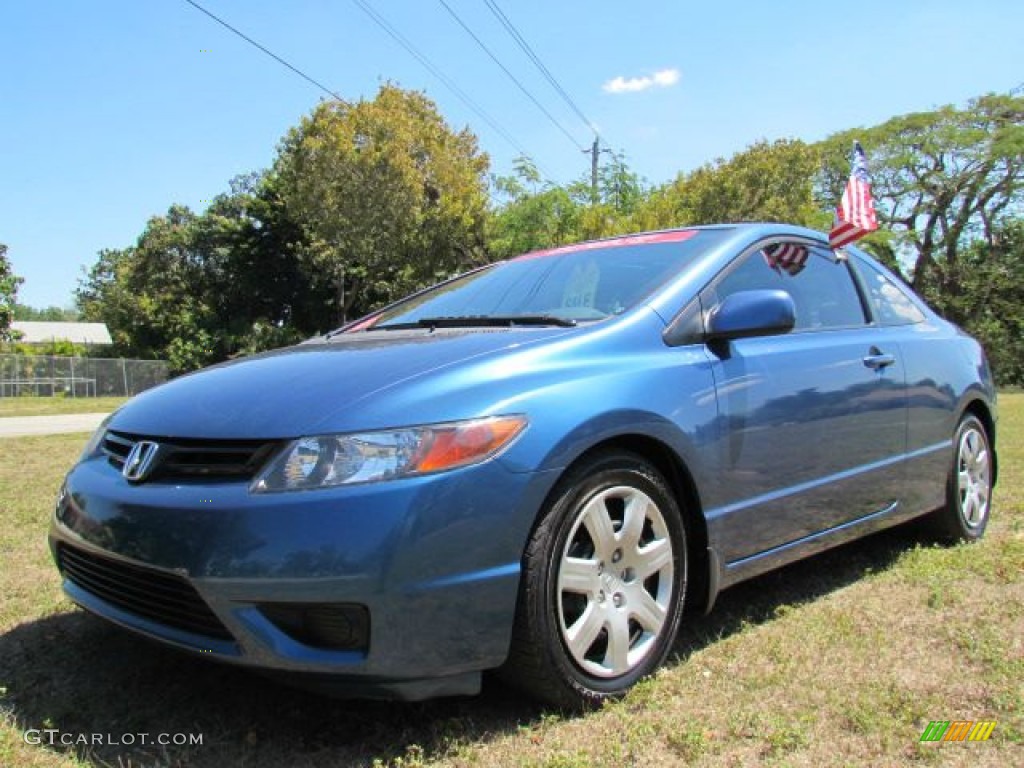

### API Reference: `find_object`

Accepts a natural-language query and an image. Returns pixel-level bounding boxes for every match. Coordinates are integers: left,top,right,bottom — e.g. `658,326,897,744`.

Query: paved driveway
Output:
0,413,108,438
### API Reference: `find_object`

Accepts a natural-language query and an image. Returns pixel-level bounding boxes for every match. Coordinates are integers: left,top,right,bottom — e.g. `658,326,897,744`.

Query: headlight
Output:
251,415,528,493
80,413,115,461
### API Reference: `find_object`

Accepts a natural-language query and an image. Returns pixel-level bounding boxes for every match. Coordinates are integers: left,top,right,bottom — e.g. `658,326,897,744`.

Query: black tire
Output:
500,451,687,709
925,414,993,543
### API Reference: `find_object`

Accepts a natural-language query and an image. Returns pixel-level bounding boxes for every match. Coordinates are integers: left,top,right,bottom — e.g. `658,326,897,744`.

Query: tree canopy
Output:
77,178,326,373
0,243,24,343
634,138,826,232
817,92,1024,301
13,304,79,322
77,85,492,373
274,85,491,323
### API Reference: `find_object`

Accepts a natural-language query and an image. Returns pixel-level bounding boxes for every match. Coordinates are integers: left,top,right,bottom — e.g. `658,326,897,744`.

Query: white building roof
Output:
11,321,113,345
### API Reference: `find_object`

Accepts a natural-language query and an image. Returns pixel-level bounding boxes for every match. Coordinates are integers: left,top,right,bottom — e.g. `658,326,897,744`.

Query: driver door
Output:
702,242,908,564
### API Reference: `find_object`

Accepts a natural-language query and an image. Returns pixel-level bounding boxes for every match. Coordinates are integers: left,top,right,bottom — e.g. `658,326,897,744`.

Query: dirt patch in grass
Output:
1,397,1021,767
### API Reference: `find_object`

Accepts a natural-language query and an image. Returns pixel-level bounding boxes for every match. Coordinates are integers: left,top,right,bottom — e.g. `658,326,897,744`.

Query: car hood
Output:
110,327,574,439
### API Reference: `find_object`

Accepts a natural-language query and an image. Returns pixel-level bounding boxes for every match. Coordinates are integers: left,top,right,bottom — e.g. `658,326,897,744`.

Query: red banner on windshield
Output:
517,229,699,260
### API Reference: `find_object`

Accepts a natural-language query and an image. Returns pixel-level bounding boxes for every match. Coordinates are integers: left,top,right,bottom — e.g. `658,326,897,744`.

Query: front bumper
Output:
49,453,557,699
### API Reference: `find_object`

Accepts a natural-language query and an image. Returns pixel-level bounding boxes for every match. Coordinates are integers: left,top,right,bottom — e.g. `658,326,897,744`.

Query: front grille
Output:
103,431,279,482
57,544,234,641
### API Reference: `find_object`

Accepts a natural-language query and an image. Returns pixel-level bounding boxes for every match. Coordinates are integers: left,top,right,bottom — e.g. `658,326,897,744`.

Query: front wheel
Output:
925,414,993,542
500,451,687,709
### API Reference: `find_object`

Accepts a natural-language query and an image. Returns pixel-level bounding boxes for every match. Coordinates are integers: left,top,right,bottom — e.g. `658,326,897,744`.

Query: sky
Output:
2,0,1022,309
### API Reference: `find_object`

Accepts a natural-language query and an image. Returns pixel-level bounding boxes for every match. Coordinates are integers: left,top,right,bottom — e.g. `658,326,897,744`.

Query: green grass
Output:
0,397,127,418
1,396,1021,767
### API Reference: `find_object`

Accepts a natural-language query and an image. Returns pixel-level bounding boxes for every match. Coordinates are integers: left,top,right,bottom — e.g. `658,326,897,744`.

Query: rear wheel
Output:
925,414,992,542
501,451,687,709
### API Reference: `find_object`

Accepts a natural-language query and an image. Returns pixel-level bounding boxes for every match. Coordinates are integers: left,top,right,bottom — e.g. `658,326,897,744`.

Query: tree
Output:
817,91,1024,301
274,85,491,323
193,172,329,345
487,152,650,258
634,139,825,231
77,177,322,373
598,151,646,217
941,218,1024,385
488,156,584,258
0,243,24,342
78,206,219,372
13,304,79,321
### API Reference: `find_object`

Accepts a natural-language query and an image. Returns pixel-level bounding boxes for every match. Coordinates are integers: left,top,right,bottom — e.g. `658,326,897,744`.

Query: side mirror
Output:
706,289,796,341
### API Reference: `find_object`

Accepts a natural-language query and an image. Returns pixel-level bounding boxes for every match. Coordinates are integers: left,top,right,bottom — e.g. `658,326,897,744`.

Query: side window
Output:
704,246,785,304
856,259,926,325
704,243,867,331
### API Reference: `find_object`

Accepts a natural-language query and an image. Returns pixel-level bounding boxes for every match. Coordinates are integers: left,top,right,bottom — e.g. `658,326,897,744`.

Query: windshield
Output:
360,229,730,331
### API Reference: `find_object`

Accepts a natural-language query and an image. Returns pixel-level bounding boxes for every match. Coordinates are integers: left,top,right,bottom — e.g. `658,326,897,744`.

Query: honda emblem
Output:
122,441,161,482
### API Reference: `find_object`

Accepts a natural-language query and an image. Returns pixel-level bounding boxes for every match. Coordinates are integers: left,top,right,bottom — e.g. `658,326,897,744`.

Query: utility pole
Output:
589,136,599,204
583,136,612,205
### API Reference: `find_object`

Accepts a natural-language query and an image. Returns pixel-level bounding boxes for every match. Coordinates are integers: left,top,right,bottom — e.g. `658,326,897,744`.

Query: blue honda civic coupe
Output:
50,223,996,708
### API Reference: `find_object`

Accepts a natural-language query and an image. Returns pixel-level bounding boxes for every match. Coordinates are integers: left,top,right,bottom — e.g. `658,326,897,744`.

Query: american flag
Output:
764,242,809,275
829,141,879,249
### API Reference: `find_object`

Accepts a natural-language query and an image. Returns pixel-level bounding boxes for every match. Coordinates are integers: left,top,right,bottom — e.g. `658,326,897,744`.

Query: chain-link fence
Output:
0,355,169,398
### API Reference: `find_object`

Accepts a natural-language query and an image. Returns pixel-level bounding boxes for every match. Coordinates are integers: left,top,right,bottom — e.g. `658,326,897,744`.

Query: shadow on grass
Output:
2,522,926,768
673,520,926,658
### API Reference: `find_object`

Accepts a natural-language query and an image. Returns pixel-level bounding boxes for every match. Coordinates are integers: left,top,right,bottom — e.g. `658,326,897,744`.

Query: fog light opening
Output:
259,603,370,652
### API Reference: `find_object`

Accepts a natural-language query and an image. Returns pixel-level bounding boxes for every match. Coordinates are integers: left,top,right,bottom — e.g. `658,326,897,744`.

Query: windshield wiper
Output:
379,314,577,330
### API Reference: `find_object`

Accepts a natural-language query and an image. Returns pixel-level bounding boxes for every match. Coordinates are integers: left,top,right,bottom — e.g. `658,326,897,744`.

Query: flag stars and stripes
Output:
764,242,809,275
830,140,879,249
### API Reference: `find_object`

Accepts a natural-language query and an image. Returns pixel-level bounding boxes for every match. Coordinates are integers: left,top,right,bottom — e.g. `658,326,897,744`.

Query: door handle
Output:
863,347,895,370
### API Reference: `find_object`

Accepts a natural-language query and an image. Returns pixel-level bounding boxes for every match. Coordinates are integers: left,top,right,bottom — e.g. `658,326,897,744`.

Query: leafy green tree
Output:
489,185,583,257
816,91,1024,299
0,243,24,342
274,85,491,323
78,178,322,373
598,151,646,217
10,338,86,357
194,173,328,344
77,247,135,353
78,206,218,372
13,304,79,321
489,157,584,257
635,139,825,231
488,152,649,257
940,218,1024,385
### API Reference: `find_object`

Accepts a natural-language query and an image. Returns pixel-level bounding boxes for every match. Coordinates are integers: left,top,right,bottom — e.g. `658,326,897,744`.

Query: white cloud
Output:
602,68,680,94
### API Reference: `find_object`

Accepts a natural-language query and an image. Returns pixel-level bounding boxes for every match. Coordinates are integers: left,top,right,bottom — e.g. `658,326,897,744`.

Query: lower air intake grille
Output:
57,544,234,641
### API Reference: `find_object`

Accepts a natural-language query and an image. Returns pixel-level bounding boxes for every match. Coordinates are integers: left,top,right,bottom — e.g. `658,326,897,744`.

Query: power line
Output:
436,0,585,152
481,0,621,198
182,0,349,105
350,0,553,176
482,0,597,137
186,0,560,193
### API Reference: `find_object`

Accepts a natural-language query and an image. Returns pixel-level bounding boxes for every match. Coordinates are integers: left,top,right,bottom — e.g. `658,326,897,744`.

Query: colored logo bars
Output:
919,720,996,742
